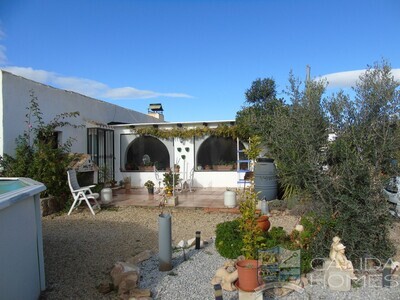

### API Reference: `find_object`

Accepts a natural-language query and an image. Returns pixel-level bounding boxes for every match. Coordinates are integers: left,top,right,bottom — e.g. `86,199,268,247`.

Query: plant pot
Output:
235,259,261,292
257,215,271,232
224,190,236,208
101,188,113,204
147,187,154,194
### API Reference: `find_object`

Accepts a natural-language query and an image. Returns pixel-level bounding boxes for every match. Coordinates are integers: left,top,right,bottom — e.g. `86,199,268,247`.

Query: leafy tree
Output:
1,90,83,208
267,75,329,199
236,60,398,267
236,78,284,139
319,60,399,262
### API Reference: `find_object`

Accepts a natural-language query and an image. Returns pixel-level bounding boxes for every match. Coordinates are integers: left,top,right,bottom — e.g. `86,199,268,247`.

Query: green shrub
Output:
262,226,313,273
264,226,291,249
215,219,243,259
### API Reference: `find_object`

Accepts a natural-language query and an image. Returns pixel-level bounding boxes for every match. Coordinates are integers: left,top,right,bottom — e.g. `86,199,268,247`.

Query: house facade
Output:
0,70,249,188
113,121,248,188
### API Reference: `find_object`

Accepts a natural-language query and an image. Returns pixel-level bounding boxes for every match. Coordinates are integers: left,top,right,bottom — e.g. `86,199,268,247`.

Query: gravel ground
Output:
41,207,400,299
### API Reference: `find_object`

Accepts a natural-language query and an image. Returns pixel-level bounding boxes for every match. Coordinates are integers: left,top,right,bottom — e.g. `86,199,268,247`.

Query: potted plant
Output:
235,135,267,292
163,171,180,195
236,185,267,291
144,180,155,194
213,161,235,171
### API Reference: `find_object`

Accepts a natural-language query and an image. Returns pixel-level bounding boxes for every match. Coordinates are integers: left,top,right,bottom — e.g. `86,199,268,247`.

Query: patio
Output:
110,187,239,212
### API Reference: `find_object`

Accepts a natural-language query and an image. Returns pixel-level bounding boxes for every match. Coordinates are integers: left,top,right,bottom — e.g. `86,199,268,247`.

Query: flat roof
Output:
111,119,235,127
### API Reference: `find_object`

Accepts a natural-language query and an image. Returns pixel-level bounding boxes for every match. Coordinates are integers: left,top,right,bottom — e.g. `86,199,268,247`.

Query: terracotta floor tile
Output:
109,187,241,213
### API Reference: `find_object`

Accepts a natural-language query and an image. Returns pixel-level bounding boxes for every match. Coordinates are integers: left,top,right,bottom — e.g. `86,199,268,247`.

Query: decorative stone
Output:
128,288,151,298
127,250,153,265
326,267,351,291
238,289,263,300
110,262,140,287
118,273,139,295
211,268,238,291
97,281,113,294
187,238,196,247
294,225,304,232
177,240,186,248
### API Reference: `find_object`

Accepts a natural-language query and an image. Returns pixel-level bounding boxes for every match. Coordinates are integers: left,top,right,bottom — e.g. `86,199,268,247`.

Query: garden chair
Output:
67,169,100,215
178,167,194,192
185,167,195,192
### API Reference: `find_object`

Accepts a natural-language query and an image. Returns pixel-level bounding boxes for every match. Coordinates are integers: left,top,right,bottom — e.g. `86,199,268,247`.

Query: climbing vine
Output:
130,124,240,139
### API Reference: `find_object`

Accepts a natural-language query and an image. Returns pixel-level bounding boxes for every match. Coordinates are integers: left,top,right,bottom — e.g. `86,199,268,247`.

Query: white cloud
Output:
319,69,400,89
3,66,54,82
104,87,193,99
2,66,192,100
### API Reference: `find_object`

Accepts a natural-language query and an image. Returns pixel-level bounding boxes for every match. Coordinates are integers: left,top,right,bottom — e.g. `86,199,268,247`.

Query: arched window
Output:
197,136,245,170
124,136,169,171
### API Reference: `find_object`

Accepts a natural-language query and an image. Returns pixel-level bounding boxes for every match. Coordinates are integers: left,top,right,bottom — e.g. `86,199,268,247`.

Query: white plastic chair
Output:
187,167,195,192
180,167,194,192
67,169,100,215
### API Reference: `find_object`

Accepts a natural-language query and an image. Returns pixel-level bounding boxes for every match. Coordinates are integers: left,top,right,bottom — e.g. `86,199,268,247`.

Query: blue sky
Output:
0,0,399,122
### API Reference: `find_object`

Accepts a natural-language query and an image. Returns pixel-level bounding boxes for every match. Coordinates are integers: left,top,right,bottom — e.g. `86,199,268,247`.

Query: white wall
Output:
0,71,159,156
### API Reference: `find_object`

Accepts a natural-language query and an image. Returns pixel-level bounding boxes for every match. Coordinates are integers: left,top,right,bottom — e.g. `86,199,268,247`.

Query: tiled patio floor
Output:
111,187,239,212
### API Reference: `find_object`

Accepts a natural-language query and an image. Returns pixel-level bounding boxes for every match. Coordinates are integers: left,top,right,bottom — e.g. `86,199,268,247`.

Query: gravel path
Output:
41,207,400,299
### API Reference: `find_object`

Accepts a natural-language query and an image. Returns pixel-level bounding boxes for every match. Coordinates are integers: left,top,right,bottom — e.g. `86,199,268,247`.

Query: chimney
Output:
148,103,164,121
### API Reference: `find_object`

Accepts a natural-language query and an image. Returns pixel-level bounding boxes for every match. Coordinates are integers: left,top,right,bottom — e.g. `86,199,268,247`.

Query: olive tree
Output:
320,60,399,262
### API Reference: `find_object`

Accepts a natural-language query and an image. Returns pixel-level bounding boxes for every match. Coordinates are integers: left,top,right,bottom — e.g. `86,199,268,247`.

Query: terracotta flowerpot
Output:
257,215,271,232
235,259,261,292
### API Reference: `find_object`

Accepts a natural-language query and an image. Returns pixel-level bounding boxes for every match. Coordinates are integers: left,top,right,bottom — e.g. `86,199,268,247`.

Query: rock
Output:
97,281,113,294
177,240,186,248
129,288,151,297
127,250,153,264
295,224,304,232
111,262,140,286
112,270,139,287
300,274,308,287
187,238,196,247
118,273,139,295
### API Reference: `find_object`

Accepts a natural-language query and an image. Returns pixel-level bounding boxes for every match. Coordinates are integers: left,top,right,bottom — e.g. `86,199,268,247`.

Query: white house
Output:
0,70,160,157
113,120,249,189
0,70,249,188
